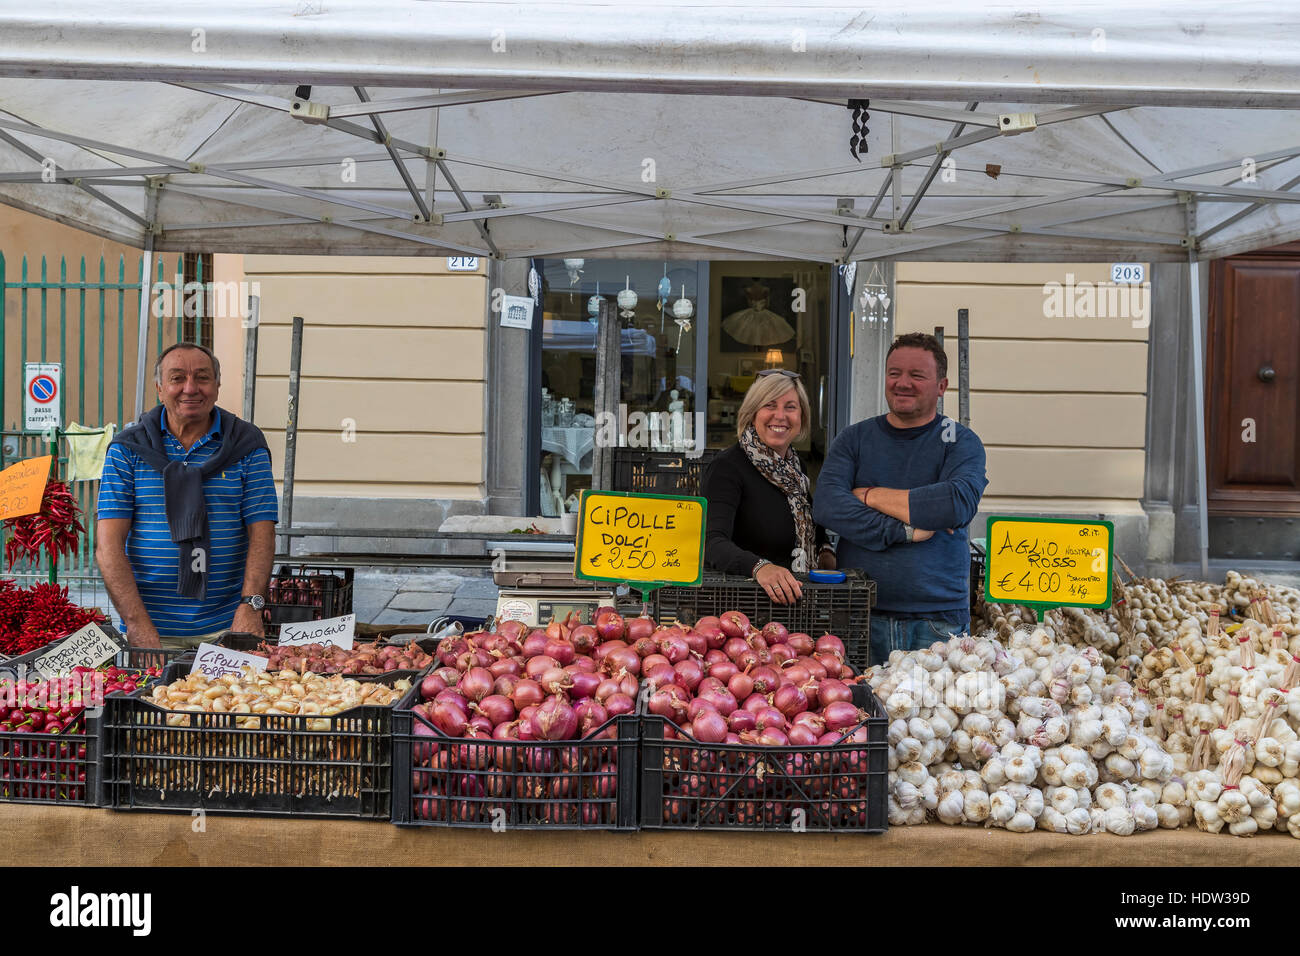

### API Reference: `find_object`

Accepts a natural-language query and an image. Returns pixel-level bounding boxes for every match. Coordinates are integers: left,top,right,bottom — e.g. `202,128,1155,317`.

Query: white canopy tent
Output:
3,0,1299,572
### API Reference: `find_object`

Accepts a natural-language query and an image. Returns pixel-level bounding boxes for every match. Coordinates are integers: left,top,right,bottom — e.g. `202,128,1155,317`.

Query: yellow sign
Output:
985,516,1113,612
0,456,51,521
574,490,706,590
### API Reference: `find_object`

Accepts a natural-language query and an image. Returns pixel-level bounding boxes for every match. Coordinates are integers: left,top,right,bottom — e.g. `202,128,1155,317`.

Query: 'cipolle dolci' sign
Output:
189,644,268,680
277,613,355,649
32,622,124,679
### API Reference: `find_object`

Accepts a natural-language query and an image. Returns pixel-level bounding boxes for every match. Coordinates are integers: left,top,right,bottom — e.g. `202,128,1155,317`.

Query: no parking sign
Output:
24,363,60,432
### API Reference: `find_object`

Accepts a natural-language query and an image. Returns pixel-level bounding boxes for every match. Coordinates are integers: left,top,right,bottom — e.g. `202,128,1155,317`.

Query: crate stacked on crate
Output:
652,570,876,671
611,448,719,496
264,565,354,637
638,683,888,832
102,660,410,818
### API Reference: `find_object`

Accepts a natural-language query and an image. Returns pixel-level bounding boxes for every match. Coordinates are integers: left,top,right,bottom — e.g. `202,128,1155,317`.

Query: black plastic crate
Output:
0,666,157,808
651,570,875,672
970,541,986,612
114,644,191,672
392,683,639,830
638,683,888,832
264,565,354,637
103,660,411,819
611,448,719,497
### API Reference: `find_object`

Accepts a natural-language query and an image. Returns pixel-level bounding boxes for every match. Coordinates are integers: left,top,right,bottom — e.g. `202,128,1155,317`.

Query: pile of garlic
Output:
874,628,1176,835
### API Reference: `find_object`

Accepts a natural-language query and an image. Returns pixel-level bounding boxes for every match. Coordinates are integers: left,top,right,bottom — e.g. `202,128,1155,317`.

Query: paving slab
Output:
371,608,449,627
388,590,456,612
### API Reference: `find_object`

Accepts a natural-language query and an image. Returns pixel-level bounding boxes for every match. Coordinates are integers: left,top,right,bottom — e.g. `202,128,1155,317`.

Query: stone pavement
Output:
352,566,498,628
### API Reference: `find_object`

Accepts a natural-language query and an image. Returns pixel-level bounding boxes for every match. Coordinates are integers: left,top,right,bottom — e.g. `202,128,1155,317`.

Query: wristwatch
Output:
240,594,266,610
903,524,915,543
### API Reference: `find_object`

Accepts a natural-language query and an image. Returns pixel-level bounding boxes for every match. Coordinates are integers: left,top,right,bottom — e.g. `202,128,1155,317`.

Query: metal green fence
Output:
0,252,202,607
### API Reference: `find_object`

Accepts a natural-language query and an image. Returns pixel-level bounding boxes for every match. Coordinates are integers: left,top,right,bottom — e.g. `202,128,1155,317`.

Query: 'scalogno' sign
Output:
574,490,706,592
985,516,1113,617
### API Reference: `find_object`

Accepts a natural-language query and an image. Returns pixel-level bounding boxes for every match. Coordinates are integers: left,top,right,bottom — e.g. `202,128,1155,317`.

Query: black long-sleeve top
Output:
701,443,827,576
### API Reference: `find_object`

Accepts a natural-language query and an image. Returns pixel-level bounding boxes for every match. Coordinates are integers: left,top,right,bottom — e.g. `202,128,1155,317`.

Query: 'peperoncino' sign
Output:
277,614,355,649
190,644,268,680
32,622,124,679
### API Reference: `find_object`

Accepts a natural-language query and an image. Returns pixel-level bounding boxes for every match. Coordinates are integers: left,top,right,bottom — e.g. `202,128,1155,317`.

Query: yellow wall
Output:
1,207,144,430
895,262,1149,515
236,255,488,500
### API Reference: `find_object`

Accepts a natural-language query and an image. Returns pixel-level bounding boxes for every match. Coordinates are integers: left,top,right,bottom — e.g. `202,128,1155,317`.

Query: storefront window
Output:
536,259,702,515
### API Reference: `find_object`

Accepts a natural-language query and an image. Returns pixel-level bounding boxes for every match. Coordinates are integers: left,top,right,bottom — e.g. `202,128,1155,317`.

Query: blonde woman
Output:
701,369,834,604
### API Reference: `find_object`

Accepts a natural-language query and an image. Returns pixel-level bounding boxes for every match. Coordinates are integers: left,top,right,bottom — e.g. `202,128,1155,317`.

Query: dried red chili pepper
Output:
3,481,85,570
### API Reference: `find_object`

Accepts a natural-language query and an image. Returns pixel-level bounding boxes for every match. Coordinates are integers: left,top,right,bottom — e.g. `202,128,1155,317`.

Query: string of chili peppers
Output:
2,480,85,570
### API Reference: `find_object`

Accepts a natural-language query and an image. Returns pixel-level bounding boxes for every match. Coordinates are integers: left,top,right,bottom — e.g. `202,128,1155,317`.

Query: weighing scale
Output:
488,537,614,626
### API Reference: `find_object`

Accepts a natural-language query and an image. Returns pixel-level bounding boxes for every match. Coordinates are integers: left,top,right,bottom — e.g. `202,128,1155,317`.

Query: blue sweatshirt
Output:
813,414,988,620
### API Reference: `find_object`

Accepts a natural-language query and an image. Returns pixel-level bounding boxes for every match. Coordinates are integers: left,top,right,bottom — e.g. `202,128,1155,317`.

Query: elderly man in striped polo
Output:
95,343,279,650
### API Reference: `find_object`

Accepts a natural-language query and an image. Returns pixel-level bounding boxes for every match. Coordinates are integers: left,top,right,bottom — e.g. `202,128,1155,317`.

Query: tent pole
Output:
1186,235,1211,580
132,182,160,423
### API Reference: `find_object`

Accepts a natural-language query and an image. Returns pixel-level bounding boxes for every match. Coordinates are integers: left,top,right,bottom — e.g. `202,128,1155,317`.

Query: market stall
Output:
0,1,1298,871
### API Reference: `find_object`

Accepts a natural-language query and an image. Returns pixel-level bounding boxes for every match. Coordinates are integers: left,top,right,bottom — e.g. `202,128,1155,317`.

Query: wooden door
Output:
1207,243,1300,514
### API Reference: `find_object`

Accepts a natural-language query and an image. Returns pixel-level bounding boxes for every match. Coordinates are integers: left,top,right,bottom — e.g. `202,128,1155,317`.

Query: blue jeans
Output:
869,613,965,667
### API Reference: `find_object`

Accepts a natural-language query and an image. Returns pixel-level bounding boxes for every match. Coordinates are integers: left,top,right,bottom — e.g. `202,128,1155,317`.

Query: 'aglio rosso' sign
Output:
574,490,705,589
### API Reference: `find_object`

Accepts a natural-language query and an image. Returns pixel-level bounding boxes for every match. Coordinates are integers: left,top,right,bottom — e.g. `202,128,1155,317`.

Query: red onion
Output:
773,682,808,718
756,727,790,747
632,636,659,658
823,701,862,731
496,619,528,644
642,653,671,672
728,709,757,733
491,720,521,741
603,646,641,676
488,657,521,678
604,693,635,716
626,615,655,643
595,678,622,702
734,648,759,671
473,694,515,726
742,692,769,714
569,670,601,699
510,679,544,710
616,672,638,697
786,632,814,656
801,656,828,681
755,707,788,731
816,633,846,658
593,639,627,663
695,619,725,650
695,684,737,717
644,662,677,690
769,643,796,665
749,665,782,695
787,723,820,746
594,610,625,643
783,663,811,685
687,697,718,723
436,636,468,667
574,699,609,737
691,710,729,743
458,667,494,702
570,624,598,655
545,639,576,666
707,659,739,684
659,634,690,664
539,667,573,696
682,630,707,656
433,666,460,685
522,631,549,657
720,610,750,640
517,709,539,739
430,699,468,737
793,711,826,736
818,678,853,705
724,732,742,744
531,696,578,740
648,689,689,724
761,621,789,644
524,655,559,680
433,689,470,713
468,714,492,735
673,658,704,691
420,674,447,700
723,637,750,661
814,653,844,679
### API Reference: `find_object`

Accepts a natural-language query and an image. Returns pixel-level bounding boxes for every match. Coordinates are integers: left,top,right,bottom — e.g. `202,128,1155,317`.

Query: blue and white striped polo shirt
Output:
96,409,279,637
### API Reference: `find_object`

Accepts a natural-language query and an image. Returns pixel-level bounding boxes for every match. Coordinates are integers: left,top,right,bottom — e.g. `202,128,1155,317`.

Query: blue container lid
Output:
808,570,846,584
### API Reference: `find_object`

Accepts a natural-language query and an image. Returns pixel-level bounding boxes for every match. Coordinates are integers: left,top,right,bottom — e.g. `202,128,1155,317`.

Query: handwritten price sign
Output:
0,455,51,521
985,516,1113,615
189,644,268,680
574,490,706,592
